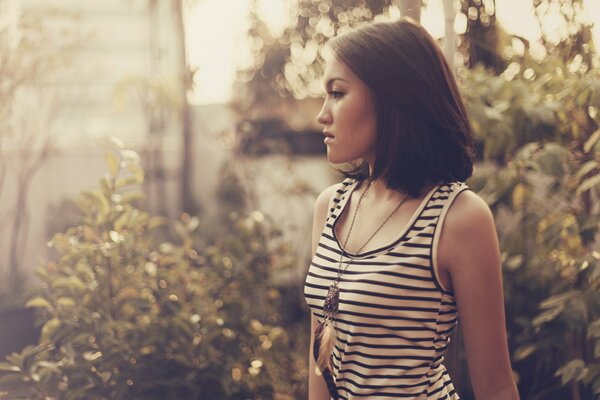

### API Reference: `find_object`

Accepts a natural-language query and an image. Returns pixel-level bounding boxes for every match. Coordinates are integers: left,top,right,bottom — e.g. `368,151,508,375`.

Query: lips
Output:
323,131,334,145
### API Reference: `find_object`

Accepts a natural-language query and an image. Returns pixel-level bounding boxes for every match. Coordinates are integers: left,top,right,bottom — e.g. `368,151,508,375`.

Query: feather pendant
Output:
312,285,341,398
314,317,336,372
312,318,339,398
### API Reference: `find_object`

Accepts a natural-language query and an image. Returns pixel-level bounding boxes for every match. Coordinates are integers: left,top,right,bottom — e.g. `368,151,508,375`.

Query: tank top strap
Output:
400,181,471,241
418,181,470,216
326,177,358,224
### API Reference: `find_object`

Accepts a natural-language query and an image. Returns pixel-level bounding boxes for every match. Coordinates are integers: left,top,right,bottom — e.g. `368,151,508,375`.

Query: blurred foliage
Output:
462,53,600,398
234,0,398,110
234,0,507,109
0,142,306,399
235,0,596,110
532,0,595,70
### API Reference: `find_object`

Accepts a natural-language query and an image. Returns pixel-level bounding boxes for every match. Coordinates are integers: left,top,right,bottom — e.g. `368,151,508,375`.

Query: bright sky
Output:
186,0,600,105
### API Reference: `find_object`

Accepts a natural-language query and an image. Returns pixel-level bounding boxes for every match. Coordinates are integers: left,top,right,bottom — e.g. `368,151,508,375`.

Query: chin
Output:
326,146,365,164
326,151,343,164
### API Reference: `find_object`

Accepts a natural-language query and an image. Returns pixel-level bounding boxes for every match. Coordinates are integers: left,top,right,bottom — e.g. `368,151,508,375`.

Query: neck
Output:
365,177,403,201
364,164,435,201
363,162,405,201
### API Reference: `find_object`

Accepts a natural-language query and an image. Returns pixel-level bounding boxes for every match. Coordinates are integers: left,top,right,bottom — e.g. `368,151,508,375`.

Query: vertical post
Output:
442,0,457,74
172,0,194,214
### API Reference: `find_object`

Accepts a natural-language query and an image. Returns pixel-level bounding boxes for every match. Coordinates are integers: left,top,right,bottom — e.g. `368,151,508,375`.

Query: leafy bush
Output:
462,55,600,399
0,143,302,399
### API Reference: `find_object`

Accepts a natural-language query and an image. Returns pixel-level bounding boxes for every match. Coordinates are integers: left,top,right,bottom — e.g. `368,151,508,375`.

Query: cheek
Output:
346,99,377,146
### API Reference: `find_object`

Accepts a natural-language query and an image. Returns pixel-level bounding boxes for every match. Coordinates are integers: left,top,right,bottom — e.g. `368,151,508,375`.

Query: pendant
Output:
324,283,340,318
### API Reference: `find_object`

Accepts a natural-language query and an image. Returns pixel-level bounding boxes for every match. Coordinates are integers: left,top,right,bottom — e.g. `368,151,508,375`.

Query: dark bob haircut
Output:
328,18,475,198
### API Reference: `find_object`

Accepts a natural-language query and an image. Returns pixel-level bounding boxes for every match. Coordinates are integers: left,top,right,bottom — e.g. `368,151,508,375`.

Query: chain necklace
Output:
323,179,410,320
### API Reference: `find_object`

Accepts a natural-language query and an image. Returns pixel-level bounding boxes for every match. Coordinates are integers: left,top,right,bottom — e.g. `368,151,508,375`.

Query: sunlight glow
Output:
186,0,251,105
187,0,600,105
421,0,445,39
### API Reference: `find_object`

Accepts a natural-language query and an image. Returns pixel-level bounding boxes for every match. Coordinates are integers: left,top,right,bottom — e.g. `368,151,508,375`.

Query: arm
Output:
442,191,520,400
308,184,338,400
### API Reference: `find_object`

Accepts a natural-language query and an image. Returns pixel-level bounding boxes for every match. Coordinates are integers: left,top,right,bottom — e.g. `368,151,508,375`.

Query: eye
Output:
329,90,344,99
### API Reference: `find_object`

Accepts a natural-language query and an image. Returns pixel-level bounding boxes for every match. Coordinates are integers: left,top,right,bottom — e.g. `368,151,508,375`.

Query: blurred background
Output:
0,0,599,399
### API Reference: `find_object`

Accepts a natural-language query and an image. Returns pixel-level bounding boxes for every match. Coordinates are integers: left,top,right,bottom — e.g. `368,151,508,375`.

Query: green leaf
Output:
584,129,600,153
109,230,123,243
34,361,61,375
576,86,591,106
0,372,27,389
513,344,536,361
81,190,109,216
583,363,600,384
56,297,76,308
113,212,130,231
505,254,524,271
40,318,62,342
148,216,167,230
121,191,145,204
20,345,50,374
556,359,586,385
121,149,141,166
109,136,125,149
115,175,139,190
25,297,53,311
539,290,579,309
576,160,599,180
50,276,86,292
533,305,564,326
5,352,22,366
127,164,145,184
0,362,21,373
589,319,600,339
577,173,600,195
106,151,119,179
100,177,113,200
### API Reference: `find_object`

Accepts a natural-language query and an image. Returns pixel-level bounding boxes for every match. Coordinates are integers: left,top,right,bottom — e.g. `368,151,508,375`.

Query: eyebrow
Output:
324,77,349,90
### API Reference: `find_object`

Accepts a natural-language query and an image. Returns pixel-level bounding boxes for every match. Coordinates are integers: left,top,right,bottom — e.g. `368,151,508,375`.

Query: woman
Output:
303,18,520,400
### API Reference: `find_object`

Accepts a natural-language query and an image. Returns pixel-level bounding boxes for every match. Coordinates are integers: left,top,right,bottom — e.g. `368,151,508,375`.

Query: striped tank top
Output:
304,177,470,399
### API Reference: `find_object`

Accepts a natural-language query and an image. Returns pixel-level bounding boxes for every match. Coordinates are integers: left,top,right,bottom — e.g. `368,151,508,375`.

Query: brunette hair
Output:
328,18,475,198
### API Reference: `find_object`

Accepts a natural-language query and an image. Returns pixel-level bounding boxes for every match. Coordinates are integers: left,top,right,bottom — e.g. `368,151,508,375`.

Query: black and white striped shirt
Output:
305,178,470,399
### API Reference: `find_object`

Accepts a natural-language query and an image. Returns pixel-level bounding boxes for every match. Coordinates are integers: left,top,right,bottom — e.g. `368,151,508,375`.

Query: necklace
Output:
314,178,411,375
323,179,410,321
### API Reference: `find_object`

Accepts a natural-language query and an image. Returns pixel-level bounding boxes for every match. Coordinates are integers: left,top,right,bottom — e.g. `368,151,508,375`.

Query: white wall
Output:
0,0,183,293
0,1,334,296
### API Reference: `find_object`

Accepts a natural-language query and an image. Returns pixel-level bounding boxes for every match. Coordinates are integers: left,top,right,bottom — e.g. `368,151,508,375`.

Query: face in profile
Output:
316,56,377,165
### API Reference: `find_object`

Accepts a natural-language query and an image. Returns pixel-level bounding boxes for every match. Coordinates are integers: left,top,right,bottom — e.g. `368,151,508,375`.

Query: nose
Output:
316,100,331,126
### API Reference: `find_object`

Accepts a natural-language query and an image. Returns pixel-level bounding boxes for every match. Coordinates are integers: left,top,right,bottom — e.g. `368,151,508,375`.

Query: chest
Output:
333,197,425,255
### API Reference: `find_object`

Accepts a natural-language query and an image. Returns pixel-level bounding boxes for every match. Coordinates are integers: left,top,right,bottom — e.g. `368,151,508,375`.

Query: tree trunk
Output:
461,0,505,74
172,0,194,214
9,145,49,293
399,0,422,22
442,0,457,73
146,0,168,216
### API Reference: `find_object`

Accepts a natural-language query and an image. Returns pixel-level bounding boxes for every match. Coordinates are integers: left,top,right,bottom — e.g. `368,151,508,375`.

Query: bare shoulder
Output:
440,187,500,277
313,182,343,217
445,188,494,235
